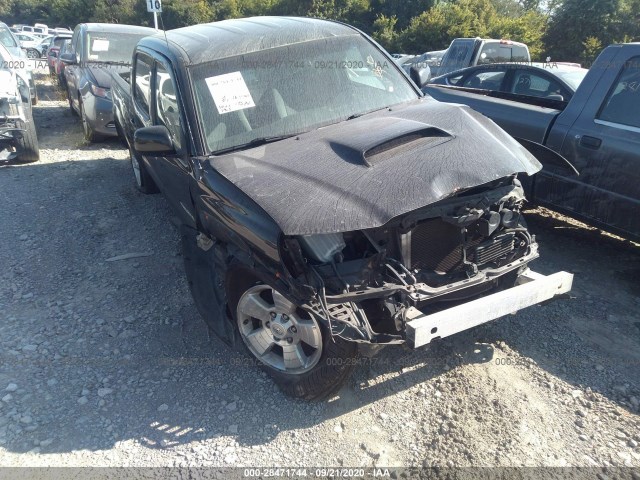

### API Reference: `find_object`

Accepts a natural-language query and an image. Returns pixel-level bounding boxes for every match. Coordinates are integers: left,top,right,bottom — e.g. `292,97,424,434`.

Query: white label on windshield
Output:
92,39,110,52
205,71,255,114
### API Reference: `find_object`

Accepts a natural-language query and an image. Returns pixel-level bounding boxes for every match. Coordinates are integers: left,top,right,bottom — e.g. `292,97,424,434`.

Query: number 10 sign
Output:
147,0,162,12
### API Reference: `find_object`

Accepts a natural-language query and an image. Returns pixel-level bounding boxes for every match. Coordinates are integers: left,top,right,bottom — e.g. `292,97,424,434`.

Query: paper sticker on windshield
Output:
205,71,255,114
92,39,110,52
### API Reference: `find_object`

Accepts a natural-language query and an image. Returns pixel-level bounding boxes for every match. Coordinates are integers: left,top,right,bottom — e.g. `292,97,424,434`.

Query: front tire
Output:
13,107,39,163
235,283,358,400
79,100,103,142
26,49,39,59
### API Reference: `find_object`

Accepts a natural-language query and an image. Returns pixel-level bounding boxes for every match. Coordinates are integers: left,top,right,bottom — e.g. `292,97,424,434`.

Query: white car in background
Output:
14,32,42,58
0,22,38,104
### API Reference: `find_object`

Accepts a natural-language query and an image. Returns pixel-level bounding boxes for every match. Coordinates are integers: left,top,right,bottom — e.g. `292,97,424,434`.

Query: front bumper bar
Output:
405,269,573,348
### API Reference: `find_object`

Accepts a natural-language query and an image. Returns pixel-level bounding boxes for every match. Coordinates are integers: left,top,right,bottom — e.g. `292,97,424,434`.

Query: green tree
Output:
370,0,436,29
0,0,14,17
371,13,399,51
490,9,548,59
544,0,619,62
582,36,602,63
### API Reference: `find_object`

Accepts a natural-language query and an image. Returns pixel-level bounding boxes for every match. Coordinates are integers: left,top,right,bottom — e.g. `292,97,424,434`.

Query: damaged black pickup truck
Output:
112,17,573,399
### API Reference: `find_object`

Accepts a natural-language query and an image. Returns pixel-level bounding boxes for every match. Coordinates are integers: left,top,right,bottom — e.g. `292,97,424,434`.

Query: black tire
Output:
79,100,103,143
31,88,38,106
26,49,39,59
68,96,77,116
49,67,55,76
13,107,39,163
129,144,158,194
232,280,358,400
114,119,128,148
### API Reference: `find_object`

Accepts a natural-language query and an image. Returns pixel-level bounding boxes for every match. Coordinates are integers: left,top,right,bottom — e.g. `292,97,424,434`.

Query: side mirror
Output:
59,52,75,64
134,126,176,156
410,65,431,88
546,94,564,102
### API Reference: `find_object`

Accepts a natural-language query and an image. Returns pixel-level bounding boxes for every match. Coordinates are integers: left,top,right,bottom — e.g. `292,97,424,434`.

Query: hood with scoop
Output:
209,98,542,236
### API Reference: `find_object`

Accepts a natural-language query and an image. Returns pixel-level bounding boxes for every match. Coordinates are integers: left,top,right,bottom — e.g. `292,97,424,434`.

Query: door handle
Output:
579,135,602,149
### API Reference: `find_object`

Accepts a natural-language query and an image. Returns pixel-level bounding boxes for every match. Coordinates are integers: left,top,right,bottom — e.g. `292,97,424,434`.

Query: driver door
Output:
145,57,196,228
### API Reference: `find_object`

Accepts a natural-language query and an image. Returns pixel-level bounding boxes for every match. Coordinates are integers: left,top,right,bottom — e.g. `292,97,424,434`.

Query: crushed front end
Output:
280,176,571,347
0,70,30,161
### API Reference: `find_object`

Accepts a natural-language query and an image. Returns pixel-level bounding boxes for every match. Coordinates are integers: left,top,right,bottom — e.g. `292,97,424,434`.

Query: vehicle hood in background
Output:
209,98,542,235
87,65,129,89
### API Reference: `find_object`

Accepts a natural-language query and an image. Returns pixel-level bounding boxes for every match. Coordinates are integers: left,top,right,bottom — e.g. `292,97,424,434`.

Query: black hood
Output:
209,98,542,236
87,65,128,89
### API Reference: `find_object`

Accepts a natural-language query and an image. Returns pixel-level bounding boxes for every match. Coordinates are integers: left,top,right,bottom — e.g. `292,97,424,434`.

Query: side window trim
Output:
153,55,186,154
133,52,153,121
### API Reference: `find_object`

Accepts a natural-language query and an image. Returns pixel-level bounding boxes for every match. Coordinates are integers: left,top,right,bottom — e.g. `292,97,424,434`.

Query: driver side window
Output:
133,54,152,118
155,63,183,151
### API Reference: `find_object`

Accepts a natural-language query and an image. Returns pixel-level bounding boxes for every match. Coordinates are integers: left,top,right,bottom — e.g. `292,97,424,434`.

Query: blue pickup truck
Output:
426,43,640,242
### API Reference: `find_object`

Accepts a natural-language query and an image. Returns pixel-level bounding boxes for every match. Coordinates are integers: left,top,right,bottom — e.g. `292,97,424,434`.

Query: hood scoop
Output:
328,117,453,167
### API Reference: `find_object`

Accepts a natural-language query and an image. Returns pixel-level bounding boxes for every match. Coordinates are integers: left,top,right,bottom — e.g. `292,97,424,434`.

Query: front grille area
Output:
405,219,516,273
407,219,475,272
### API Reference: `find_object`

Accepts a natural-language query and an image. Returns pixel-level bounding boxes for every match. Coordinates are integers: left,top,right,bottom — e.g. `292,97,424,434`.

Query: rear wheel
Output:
26,48,39,59
235,283,358,400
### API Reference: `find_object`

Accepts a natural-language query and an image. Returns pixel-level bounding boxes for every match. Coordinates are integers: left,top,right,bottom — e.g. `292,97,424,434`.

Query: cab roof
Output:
140,16,360,67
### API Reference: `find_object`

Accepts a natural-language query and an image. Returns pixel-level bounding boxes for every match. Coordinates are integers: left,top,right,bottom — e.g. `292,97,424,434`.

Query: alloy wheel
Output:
237,285,323,374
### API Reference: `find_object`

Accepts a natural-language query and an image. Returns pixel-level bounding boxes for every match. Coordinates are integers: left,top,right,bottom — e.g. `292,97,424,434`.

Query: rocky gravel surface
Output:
0,75,639,471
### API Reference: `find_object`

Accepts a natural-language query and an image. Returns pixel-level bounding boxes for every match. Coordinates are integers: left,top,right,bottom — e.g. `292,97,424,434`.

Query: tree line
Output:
1,0,639,63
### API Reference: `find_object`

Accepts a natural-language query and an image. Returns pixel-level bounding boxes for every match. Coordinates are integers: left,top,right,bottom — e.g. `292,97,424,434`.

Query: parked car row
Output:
11,24,71,37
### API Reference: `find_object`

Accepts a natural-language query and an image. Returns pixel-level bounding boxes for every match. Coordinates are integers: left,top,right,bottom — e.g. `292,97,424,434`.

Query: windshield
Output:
0,26,18,48
554,69,588,91
53,36,70,48
478,43,529,64
85,32,151,64
191,35,418,154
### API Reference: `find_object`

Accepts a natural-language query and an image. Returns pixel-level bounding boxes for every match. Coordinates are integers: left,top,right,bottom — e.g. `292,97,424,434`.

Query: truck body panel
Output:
425,43,640,242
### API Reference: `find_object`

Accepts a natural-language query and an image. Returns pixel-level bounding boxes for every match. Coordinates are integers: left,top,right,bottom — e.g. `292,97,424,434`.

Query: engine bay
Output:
280,176,539,343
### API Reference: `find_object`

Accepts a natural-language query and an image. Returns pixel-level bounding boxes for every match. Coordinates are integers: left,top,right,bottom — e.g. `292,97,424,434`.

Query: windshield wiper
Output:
211,134,299,155
87,60,130,66
345,106,390,121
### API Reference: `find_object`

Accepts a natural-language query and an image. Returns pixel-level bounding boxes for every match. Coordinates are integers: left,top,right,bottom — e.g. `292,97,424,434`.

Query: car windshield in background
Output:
85,32,150,64
53,36,70,48
554,68,588,91
0,27,18,48
191,35,418,154
478,44,529,64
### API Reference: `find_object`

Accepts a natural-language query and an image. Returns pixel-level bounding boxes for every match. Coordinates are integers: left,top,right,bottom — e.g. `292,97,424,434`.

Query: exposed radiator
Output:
402,219,515,273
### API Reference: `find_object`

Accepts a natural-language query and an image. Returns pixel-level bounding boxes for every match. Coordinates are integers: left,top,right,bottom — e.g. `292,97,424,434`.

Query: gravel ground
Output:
0,75,639,470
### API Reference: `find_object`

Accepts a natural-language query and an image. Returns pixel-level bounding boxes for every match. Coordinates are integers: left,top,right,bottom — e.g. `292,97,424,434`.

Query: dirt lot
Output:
0,75,639,470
